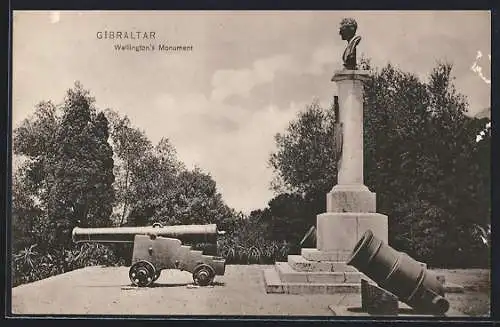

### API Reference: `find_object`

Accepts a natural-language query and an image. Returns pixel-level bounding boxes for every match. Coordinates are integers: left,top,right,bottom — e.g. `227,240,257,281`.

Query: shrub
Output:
216,216,293,264
12,243,124,287
217,235,290,264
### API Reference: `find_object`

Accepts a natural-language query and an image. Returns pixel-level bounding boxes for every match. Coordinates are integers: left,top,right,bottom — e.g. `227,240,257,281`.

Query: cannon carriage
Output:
72,223,226,287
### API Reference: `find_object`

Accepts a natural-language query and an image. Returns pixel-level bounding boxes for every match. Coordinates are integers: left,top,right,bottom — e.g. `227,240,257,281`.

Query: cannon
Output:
347,229,450,315
72,223,226,287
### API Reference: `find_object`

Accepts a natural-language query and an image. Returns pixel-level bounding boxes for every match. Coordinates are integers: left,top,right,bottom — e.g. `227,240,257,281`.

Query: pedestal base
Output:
262,255,465,295
316,212,388,260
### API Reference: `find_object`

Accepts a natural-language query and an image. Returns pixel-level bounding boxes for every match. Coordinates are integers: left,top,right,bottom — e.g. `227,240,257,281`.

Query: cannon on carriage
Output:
72,223,226,287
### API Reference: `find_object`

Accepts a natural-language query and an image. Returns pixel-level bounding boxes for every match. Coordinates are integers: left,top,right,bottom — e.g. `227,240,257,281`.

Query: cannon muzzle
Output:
72,224,222,245
347,229,450,315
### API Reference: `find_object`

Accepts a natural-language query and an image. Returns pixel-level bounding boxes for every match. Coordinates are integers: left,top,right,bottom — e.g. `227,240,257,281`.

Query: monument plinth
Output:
328,70,375,214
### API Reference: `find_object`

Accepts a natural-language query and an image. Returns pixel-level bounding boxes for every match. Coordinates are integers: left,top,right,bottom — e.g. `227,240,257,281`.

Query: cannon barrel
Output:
347,229,450,315
72,224,223,245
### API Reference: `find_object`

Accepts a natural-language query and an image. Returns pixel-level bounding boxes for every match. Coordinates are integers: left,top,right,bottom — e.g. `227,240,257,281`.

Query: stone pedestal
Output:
318,69,388,256
327,184,376,213
316,212,388,260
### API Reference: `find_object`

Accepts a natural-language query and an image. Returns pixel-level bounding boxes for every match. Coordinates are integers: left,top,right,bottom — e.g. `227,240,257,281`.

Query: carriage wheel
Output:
192,264,215,286
129,260,156,287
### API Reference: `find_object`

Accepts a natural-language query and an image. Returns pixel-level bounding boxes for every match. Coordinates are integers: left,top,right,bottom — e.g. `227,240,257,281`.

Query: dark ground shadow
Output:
119,281,226,290
151,281,226,288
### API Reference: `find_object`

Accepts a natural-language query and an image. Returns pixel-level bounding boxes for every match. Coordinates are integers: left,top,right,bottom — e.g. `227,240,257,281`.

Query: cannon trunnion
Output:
72,224,226,287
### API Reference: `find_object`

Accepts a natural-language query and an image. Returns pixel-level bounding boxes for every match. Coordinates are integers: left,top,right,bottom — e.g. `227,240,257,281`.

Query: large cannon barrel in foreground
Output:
72,224,224,245
347,229,450,315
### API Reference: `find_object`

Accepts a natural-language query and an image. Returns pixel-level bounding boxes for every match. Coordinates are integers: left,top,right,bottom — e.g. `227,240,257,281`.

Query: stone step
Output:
262,268,284,293
276,262,366,284
282,283,361,294
288,255,357,272
262,267,463,295
262,268,361,294
301,248,352,262
301,248,428,269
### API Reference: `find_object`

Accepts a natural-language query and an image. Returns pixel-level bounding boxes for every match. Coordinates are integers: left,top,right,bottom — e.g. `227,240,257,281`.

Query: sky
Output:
12,11,491,213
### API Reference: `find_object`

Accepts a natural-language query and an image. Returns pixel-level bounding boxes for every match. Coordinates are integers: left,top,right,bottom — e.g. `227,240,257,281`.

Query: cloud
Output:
210,54,295,102
150,90,301,212
306,44,338,75
210,44,339,103
148,45,339,211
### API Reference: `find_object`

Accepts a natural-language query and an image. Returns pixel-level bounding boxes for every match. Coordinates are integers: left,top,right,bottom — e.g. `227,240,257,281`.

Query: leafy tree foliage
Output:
48,82,115,245
105,110,155,226
270,100,338,201
12,82,120,285
11,171,45,251
13,83,116,245
267,100,339,243
105,110,238,231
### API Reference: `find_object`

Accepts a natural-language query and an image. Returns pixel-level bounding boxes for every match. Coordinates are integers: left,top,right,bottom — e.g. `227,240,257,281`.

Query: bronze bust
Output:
339,18,361,70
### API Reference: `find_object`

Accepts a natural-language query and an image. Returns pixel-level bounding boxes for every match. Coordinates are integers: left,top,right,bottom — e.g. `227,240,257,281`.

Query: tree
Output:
48,82,115,245
85,112,115,227
266,193,314,244
11,170,44,251
269,99,338,215
13,82,116,248
13,101,59,219
125,137,183,226
106,112,238,230
105,110,155,226
13,101,61,252
141,165,237,232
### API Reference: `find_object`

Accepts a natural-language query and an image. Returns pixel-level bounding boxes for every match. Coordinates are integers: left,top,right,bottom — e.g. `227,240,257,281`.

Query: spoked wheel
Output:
192,264,215,286
129,260,156,287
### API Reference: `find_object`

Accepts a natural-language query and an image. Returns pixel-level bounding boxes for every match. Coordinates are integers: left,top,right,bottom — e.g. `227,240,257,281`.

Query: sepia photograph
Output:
9,10,491,318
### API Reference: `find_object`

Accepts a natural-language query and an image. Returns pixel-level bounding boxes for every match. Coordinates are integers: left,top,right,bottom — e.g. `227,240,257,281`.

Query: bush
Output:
12,243,125,287
217,235,290,264
215,216,294,264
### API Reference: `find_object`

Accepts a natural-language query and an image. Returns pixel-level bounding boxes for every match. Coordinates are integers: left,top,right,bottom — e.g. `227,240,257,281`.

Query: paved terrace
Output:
11,265,490,317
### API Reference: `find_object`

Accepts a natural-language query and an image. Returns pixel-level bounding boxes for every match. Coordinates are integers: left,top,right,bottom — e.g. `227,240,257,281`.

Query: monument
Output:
263,18,387,294
315,17,388,262
262,16,464,304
